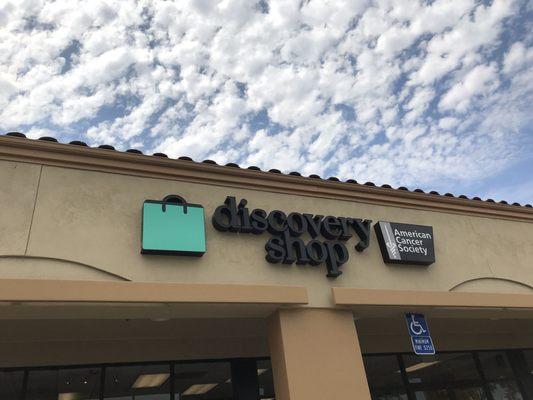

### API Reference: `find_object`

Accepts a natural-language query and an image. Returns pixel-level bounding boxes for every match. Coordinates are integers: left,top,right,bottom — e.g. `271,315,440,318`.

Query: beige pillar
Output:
267,308,371,400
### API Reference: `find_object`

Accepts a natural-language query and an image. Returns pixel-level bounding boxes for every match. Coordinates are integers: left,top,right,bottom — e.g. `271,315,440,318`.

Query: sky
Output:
0,0,532,204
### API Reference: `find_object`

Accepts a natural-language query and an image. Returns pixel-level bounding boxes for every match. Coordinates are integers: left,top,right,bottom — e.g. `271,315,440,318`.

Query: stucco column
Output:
267,308,371,400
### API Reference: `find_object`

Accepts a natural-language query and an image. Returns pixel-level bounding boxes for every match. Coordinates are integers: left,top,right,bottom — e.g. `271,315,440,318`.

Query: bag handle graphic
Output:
161,194,188,214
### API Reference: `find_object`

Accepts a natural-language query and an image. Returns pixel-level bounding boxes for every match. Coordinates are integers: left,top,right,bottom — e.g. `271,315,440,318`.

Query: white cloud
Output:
439,63,499,112
0,0,531,200
438,117,459,130
410,0,515,86
503,41,533,74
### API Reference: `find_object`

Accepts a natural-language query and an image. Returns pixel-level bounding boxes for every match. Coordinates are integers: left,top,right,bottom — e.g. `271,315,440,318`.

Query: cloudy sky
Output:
1,0,532,203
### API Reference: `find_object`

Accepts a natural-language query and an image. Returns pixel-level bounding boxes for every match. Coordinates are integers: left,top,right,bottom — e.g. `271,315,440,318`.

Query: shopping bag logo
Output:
141,194,206,256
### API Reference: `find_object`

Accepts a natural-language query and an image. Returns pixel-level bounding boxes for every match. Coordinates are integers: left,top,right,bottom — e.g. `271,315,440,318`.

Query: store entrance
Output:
363,349,533,400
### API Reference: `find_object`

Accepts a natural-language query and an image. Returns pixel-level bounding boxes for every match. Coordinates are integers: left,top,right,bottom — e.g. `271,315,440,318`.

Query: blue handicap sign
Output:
405,313,430,337
405,313,435,355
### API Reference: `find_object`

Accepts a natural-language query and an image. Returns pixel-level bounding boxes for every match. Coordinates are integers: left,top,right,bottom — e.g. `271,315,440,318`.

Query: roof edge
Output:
1,134,532,223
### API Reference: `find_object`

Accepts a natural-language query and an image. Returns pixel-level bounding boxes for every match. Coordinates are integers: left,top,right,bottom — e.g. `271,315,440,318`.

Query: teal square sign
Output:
141,195,206,256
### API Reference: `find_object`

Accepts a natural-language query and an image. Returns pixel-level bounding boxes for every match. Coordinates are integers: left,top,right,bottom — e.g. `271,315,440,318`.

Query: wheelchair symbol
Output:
409,314,427,336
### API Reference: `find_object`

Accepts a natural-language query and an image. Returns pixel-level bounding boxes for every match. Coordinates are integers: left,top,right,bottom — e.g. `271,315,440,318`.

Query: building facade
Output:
0,132,532,400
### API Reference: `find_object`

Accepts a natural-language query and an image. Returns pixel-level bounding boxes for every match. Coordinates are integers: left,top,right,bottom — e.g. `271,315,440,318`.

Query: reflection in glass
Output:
489,381,524,400
477,351,524,400
410,384,486,400
363,355,408,400
257,359,275,400
413,389,449,400
523,350,533,372
478,352,515,380
453,386,487,400
174,362,232,400
0,370,24,399
403,353,481,384
26,368,101,400
104,364,170,400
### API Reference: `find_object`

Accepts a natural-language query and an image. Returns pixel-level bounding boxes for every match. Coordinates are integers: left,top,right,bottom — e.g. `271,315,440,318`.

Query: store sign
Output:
141,195,206,256
405,313,435,355
374,221,435,265
212,196,371,278
139,195,436,278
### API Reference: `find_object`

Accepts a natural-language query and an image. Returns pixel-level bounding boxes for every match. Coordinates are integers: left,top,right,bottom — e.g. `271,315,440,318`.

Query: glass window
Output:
104,364,170,400
412,387,487,400
412,389,449,400
26,367,101,400
363,355,408,400
521,350,533,374
488,381,523,400
478,352,516,380
257,359,275,400
174,361,232,400
477,351,524,399
402,353,481,384
0,370,24,399
453,386,487,400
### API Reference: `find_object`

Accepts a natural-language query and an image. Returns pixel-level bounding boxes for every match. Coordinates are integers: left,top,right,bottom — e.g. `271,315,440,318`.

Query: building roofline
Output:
1,132,532,223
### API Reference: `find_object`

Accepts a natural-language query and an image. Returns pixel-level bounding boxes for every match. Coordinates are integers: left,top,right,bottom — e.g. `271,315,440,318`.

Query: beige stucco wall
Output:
0,160,41,255
0,159,532,308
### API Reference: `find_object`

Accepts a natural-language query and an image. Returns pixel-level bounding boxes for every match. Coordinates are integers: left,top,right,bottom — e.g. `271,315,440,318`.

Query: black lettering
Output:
325,242,349,278
338,217,353,241
212,196,240,232
320,216,341,240
281,231,310,265
306,240,327,265
267,210,287,235
250,209,268,234
286,212,307,236
265,237,286,263
350,219,372,252
303,213,323,238
237,199,252,233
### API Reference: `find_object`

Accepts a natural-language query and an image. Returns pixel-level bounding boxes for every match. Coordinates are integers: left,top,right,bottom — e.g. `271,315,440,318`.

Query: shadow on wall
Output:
450,277,533,294
0,255,129,281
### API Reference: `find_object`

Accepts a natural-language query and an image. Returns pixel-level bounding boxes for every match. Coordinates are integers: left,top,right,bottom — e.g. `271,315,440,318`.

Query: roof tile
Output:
2,132,530,210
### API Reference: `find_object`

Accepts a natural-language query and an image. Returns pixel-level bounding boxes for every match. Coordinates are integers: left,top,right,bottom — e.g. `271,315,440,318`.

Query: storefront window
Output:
523,350,533,372
478,351,515,380
403,353,486,400
257,359,275,400
174,361,232,399
520,349,533,398
453,386,487,400
3,350,533,400
104,364,170,400
0,370,24,399
402,353,481,384
412,388,450,400
26,367,101,400
478,351,523,400
363,355,408,400
0,358,272,400
488,381,523,400
363,351,533,400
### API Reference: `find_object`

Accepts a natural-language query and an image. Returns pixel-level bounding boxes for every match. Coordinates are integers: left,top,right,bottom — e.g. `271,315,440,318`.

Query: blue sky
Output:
1,0,532,203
